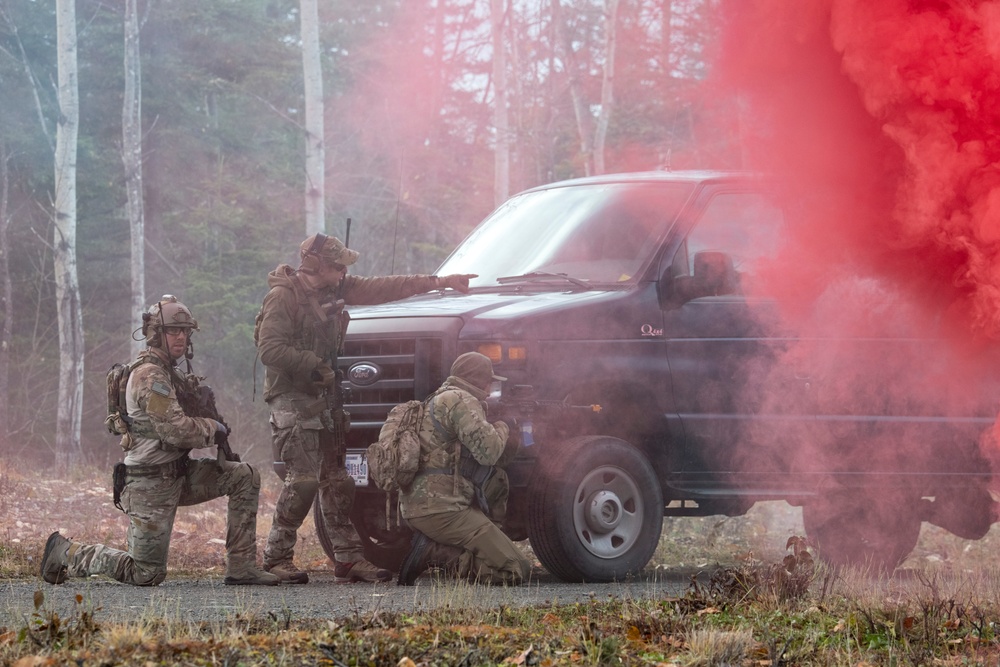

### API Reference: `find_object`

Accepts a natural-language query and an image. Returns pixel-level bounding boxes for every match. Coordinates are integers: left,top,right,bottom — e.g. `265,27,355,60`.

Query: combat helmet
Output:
141,295,198,351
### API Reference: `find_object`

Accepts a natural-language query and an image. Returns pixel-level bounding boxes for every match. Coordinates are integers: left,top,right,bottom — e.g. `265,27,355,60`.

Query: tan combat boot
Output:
264,561,309,584
224,561,280,586
40,532,73,584
334,558,392,583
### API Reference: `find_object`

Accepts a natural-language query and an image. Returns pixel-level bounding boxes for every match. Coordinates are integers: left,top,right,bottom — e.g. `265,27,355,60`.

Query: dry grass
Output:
7,461,1000,664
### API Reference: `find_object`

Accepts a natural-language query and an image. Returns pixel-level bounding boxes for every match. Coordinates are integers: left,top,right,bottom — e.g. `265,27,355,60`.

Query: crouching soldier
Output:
397,352,531,585
40,295,278,587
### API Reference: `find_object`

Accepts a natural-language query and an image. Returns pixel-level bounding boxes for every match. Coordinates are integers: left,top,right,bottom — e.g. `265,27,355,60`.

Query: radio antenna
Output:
390,156,402,274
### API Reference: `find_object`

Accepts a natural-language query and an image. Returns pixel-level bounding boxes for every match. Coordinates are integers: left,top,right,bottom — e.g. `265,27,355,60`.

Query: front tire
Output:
528,436,663,582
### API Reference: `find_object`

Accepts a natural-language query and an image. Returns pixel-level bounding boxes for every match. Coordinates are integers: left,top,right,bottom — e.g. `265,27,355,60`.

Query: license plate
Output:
346,451,368,486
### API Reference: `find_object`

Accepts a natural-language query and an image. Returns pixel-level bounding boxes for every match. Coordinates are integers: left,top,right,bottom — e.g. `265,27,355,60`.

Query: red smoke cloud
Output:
718,0,1000,344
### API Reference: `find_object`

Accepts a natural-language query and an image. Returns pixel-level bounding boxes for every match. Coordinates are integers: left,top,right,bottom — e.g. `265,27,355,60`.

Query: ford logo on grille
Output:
348,362,381,386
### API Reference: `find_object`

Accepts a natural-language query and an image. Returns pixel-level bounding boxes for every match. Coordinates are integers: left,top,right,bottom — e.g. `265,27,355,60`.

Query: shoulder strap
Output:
427,394,453,441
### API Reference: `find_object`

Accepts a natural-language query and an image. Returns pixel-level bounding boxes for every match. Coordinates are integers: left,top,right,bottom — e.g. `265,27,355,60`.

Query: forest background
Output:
0,0,737,468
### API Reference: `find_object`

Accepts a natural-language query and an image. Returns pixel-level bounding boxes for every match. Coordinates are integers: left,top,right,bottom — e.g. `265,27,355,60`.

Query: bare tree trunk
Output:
491,0,510,206
593,0,619,175
553,0,594,175
123,0,145,359
0,145,11,446
54,0,85,468
0,6,54,153
300,0,325,236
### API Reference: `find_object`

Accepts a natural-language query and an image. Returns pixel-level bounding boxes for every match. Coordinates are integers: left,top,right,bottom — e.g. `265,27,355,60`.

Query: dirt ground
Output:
0,453,332,578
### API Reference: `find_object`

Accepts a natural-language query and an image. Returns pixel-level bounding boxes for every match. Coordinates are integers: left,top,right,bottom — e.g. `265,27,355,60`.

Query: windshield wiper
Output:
496,271,591,288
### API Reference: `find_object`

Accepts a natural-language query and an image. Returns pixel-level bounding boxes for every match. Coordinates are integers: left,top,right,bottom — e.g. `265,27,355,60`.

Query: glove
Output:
438,274,477,294
310,364,336,388
212,420,228,435
496,424,522,468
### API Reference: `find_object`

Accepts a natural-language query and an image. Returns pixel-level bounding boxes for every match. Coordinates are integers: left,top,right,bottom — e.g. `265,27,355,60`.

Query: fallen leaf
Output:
503,645,534,665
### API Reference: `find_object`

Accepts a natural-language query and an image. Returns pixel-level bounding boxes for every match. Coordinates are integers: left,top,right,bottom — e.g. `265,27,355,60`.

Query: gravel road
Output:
1,568,697,628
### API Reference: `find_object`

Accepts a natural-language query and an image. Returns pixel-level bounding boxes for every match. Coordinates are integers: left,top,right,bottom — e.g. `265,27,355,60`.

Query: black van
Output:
319,170,999,582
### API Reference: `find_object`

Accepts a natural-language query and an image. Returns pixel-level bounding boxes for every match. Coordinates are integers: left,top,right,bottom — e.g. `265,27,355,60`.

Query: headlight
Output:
474,343,527,365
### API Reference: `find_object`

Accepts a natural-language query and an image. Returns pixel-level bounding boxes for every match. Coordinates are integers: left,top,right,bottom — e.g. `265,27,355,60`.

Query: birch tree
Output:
54,0,84,466
592,0,619,175
0,145,11,442
301,0,324,236
491,0,510,206
123,0,146,358
554,0,594,174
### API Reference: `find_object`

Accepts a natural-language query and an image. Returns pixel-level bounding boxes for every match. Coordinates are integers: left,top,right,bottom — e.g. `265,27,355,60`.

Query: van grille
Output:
339,336,445,448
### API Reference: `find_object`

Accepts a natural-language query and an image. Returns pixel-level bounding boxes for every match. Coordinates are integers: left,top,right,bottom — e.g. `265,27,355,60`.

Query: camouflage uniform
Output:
257,263,441,573
62,350,264,586
399,368,531,584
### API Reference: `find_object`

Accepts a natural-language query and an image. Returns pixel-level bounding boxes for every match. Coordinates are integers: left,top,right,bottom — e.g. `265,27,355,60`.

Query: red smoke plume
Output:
717,0,1000,343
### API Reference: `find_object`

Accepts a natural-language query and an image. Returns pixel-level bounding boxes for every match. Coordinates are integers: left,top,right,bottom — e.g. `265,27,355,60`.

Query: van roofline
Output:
519,169,762,194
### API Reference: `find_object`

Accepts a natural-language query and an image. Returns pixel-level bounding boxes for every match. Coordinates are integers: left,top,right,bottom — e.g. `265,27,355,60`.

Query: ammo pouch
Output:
112,462,127,513
459,452,509,523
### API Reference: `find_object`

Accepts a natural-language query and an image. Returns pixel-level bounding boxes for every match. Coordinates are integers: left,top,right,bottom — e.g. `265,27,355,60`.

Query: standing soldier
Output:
396,352,531,585
40,296,278,587
255,233,475,583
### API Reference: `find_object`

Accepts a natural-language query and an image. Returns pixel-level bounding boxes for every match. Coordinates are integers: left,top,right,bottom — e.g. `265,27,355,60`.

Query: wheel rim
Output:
571,465,643,559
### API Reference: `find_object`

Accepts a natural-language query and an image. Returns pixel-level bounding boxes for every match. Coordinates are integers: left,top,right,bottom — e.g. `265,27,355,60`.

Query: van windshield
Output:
437,181,695,287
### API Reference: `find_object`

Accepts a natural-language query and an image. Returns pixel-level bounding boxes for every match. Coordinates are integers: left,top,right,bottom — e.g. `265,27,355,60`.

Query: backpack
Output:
366,399,426,493
105,361,136,436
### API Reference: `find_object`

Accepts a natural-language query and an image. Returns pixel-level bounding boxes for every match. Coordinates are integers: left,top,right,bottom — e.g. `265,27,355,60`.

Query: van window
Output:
438,182,695,286
673,192,785,294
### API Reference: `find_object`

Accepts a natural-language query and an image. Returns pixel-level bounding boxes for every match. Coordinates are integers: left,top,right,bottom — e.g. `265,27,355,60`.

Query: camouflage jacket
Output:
123,349,217,466
256,264,440,402
399,376,510,519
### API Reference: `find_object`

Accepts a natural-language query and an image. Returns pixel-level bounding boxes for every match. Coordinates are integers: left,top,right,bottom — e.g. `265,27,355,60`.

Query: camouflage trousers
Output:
264,394,364,568
67,456,261,586
407,508,531,584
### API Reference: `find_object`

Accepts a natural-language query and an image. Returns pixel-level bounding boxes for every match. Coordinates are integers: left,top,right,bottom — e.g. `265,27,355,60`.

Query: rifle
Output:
487,384,602,448
313,298,352,466
176,379,241,462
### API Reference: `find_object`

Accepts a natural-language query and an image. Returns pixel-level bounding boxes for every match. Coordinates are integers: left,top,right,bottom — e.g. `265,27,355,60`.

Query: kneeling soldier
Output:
397,352,531,585
40,296,278,586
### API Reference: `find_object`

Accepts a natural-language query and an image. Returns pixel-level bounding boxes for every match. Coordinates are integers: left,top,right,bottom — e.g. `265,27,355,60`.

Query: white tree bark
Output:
300,0,325,236
593,0,619,175
123,0,145,359
54,0,85,466
554,0,594,175
491,0,510,206
0,146,11,439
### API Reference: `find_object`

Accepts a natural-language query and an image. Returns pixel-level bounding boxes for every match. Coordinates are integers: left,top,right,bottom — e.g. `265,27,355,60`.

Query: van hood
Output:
347,288,630,322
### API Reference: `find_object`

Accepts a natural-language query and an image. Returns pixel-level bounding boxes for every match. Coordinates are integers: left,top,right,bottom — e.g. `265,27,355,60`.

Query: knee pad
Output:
247,463,261,489
289,479,319,498
285,475,320,517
